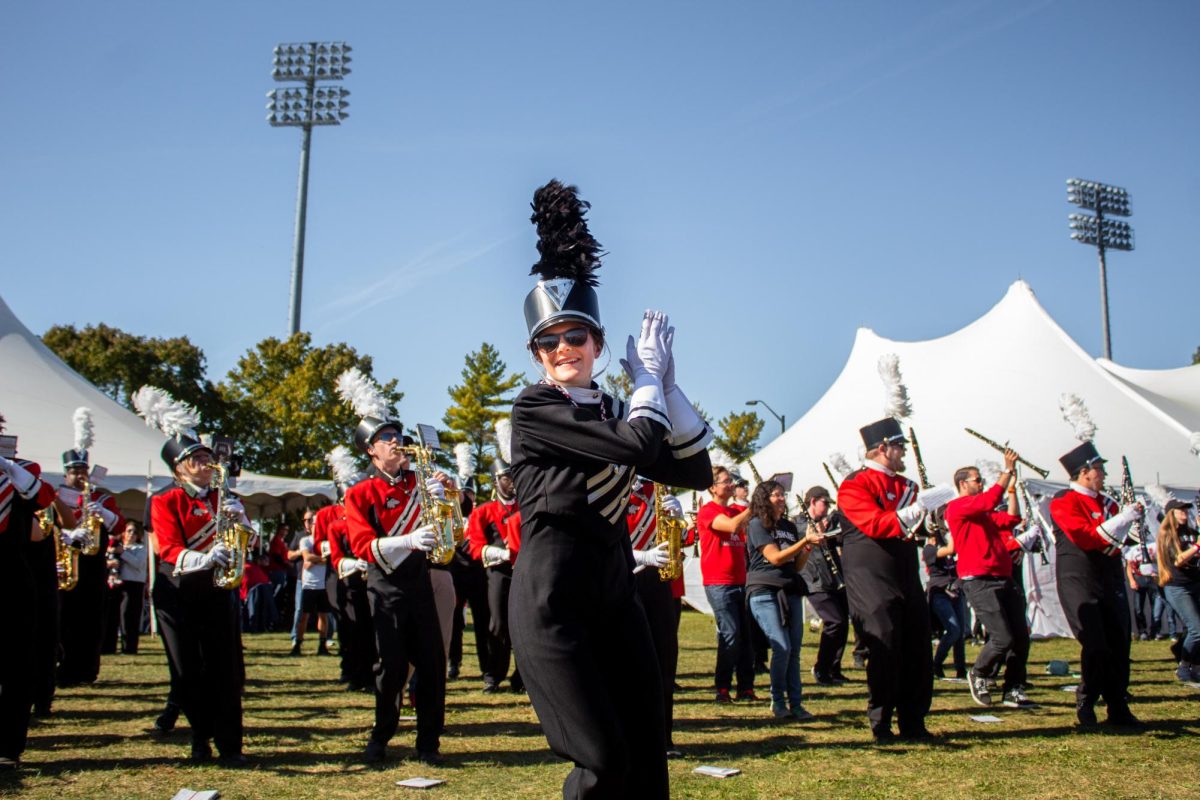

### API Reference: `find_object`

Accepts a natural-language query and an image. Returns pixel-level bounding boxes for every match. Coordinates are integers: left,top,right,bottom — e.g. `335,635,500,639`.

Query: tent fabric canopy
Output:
0,294,334,516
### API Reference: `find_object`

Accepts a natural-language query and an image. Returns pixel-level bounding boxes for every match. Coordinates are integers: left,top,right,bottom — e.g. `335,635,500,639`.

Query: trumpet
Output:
400,444,457,566
963,428,1049,478
654,484,686,582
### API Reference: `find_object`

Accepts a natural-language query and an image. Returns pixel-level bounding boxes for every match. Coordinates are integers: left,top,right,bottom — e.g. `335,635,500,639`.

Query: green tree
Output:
217,333,402,479
602,370,633,403
714,411,764,463
442,343,525,495
1193,346,1198,365
42,323,225,421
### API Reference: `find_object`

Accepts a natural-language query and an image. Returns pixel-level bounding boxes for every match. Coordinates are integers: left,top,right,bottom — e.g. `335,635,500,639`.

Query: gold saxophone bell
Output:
654,484,686,582
209,463,252,590
40,508,79,591
400,445,457,566
78,473,104,556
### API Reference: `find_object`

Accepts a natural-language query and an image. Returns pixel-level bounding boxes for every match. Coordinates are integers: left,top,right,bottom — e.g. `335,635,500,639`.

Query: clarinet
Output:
1015,477,1051,566
908,426,931,490
799,507,844,592
1121,456,1149,563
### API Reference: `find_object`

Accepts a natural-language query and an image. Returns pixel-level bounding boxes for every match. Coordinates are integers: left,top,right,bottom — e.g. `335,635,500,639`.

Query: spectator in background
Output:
291,515,332,656
266,524,292,623
1126,541,1168,640
241,553,275,633
115,521,149,654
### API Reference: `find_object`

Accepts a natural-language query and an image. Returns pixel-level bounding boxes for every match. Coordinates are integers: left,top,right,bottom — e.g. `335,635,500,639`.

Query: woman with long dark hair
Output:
508,180,712,798
1155,499,1200,683
745,480,822,720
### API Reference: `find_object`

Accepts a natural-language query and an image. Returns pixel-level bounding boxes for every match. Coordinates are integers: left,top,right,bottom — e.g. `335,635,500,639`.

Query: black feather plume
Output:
529,179,603,285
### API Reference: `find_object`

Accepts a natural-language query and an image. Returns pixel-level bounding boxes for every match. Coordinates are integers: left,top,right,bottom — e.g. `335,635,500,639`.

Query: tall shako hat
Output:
325,444,364,497
860,353,912,449
132,386,209,468
523,180,604,342
492,418,513,478
336,367,399,455
1058,393,1105,476
63,406,94,468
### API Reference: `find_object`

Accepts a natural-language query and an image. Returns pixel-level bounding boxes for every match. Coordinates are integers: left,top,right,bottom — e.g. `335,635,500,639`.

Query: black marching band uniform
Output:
0,435,58,770
56,445,124,687
322,495,378,694
1049,441,1140,726
508,180,712,798
797,486,851,683
341,410,445,764
140,390,246,764
836,417,934,741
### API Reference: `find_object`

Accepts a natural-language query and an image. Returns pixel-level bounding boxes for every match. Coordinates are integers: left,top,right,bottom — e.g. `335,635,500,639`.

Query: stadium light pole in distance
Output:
745,399,785,435
266,41,352,336
1067,178,1133,361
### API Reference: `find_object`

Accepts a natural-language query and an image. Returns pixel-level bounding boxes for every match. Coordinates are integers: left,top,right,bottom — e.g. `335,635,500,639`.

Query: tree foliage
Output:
714,411,764,463
216,333,402,479
442,343,525,495
602,370,633,403
1193,345,1198,365
42,323,225,422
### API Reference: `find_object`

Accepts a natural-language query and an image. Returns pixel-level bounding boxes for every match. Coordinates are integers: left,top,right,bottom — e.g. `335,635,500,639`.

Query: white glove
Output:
624,310,673,381
633,542,672,569
205,542,233,569
62,528,90,547
1017,526,1043,552
338,557,369,579
659,494,684,519
896,503,925,531
1097,504,1140,547
425,478,447,501
87,501,118,529
663,384,711,455
482,545,511,567
371,525,438,573
0,455,39,497
320,540,332,558
174,541,232,575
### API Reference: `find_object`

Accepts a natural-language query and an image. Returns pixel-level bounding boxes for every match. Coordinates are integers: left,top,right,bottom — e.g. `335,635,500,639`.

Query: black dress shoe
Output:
1076,706,1099,728
155,704,180,733
829,670,850,684
872,727,897,743
1104,709,1144,729
217,753,249,768
482,682,500,694
665,749,683,760
900,726,939,742
447,663,460,680
190,742,213,763
0,757,19,771
415,750,444,766
364,740,387,764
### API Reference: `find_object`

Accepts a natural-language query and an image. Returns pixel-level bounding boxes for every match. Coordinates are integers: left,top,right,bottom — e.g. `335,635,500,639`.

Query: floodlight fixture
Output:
1065,178,1134,360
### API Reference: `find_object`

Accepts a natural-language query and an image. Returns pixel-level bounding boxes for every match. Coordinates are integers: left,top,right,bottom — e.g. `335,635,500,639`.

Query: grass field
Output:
3,610,1197,799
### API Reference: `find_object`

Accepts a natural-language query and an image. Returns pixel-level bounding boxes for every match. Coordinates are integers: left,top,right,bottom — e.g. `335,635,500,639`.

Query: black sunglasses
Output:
373,430,403,443
533,327,590,354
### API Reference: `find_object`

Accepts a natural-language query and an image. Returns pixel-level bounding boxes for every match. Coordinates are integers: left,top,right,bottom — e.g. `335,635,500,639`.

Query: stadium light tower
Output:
1066,178,1133,361
266,41,352,336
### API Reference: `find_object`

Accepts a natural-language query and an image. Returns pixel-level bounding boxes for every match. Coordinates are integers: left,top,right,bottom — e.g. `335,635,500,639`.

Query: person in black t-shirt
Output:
922,511,968,680
1156,499,1200,683
745,480,823,721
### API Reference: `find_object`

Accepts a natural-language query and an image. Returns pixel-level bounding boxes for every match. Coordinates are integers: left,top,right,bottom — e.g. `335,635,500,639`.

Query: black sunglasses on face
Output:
534,327,589,354
373,431,402,443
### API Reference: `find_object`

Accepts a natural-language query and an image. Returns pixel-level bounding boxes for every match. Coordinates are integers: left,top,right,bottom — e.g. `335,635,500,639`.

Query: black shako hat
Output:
859,417,906,449
523,180,605,342
1059,441,1106,476
491,457,511,478
161,434,211,468
353,417,403,455
62,449,89,469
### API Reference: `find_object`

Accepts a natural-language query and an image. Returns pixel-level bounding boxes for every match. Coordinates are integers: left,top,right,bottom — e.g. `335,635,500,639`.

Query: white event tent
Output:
682,281,1199,635
0,294,335,519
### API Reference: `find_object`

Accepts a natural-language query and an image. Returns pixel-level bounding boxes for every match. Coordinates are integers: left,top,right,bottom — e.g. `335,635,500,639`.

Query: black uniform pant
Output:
808,590,850,676
486,567,519,685
1056,552,1131,717
152,569,244,756
366,563,444,753
635,568,679,748
27,539,59,713
119,581,146,654
843,532,932,735
337,573,376,688
58,556,106,684
510,533,668,800
450,562,490,676
0,551,36,761
962,577,1029,692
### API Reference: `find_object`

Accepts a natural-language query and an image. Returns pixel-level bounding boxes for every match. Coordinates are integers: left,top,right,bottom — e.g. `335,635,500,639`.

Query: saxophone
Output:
444,486,466,545
654,483,686,582
39,507,79,591
78,473,104,556
401,444,457,566
210,463,253,590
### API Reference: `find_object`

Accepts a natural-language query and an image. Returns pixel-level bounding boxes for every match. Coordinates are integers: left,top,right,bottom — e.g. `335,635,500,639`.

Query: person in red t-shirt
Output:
944,448,1036,708
698,466,755,703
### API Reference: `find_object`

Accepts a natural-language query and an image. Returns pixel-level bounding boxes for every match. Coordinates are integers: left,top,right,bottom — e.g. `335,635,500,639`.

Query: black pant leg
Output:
27,539,59,712
635,568,678,748
808,591,849,675
152,572,214,747
121,581,146,654
896,586,933,734
0,556,35,760
486,568,513,683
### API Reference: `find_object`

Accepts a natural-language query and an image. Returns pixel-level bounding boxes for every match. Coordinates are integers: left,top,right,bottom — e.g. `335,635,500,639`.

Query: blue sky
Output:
3,1,1197,445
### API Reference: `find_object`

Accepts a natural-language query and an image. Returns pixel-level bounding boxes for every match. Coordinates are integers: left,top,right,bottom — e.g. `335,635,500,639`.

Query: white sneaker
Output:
968,669,992,706
1002,687,1037,708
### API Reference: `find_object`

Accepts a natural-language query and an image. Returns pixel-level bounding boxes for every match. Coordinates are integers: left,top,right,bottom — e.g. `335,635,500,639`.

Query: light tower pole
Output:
266,41,352,336
1067,178,1133,360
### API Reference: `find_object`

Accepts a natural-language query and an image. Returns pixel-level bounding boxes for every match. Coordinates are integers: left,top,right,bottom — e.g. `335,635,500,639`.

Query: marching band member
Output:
448,482,490,684
57,408,124,686
338,369,446,766
944,449,1037,707
136,387,247,765
1049,440,1141,728
626,478,684,753
507,180,712,798
464,447,523,694
837,417,935,742
0,415,59,771
322,446,376,692
797,486,852,685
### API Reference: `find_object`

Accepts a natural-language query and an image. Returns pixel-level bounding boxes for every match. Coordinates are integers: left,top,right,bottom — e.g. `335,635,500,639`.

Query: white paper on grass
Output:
1061,685,1078,692
395,778,446,789
970,714,1003,723
171,791,220,800
693,766,741,778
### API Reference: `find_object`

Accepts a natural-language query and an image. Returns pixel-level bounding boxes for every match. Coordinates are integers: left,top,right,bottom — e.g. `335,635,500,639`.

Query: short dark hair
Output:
953,466,978,489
